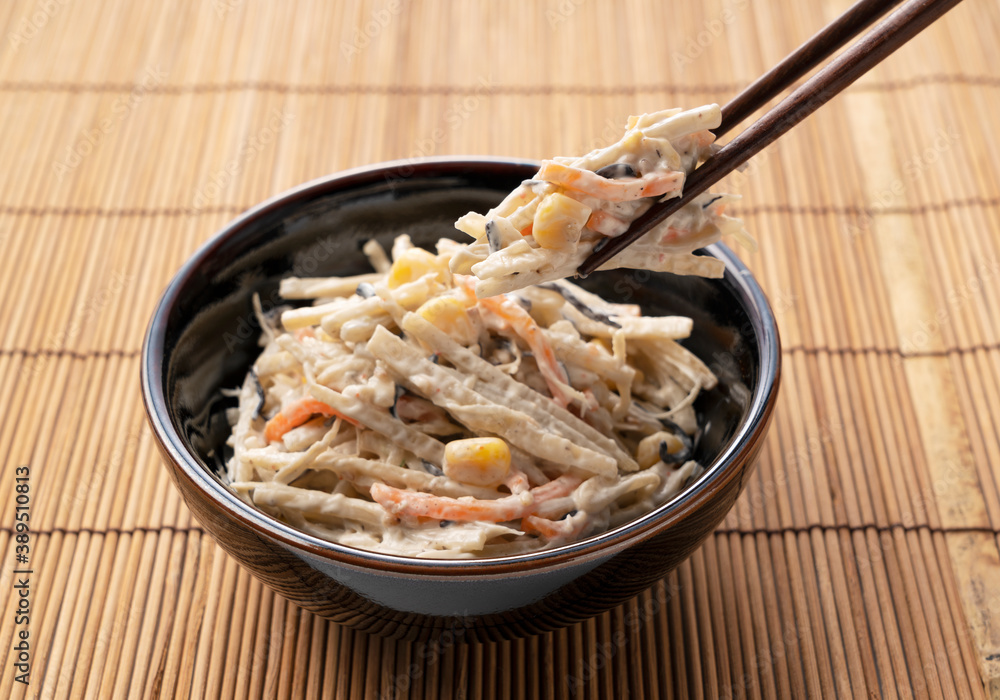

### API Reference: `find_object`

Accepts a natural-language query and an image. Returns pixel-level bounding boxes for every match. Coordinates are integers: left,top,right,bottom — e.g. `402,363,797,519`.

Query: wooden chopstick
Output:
577,0,965,277
714,0,904,137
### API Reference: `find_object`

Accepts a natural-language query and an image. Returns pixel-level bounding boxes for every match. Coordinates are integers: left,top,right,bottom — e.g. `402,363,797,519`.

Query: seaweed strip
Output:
540,282,621,329
701,195,723,210
595,163,637,179
389,385,407,420
250,369,266,419
658,416,694,465
420,459,444,477
485,220,502,254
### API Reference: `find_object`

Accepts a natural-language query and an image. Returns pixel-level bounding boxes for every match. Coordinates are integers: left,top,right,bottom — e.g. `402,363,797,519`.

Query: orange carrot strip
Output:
370,475,581,523
370,484,525,522
527,475,583,502
586,209,630,236
458,275,574,408
687,129,716,148
264,397,356,443
503,468,530,495
537,161,684,202
522,514,586,540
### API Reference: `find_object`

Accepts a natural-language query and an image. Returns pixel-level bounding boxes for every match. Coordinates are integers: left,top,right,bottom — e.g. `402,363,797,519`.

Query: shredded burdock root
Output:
224,106,752,558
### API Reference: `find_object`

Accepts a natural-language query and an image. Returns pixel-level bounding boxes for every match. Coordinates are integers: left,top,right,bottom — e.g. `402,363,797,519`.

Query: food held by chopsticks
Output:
453,104,754,298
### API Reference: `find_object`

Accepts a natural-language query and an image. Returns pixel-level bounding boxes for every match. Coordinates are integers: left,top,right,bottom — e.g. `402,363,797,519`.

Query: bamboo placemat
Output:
1,0,999,697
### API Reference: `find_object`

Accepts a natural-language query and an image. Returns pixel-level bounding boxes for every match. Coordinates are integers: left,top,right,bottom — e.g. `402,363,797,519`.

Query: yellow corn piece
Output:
416,296,478,346
635,431,684,469
532,192,592,250
443,437,511,488
387,248,447,289
621,130,643,151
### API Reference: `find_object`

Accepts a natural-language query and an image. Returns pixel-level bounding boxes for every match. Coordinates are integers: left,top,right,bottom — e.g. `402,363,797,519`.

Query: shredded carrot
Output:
264,397,356,443
586,209,629,236
503,468,531,495
470,282,575,408
522,514,586,540
371,475,581,523
688,129,716,148
659,226,684,244
537,160,684,202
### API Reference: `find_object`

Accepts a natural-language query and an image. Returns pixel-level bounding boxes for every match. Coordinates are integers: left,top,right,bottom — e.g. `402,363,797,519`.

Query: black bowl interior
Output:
157,160,764,553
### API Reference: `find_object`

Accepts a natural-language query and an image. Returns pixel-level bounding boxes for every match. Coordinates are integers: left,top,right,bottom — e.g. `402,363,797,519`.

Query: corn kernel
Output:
532,192,592,250
443,437,511,487
416,296,478,346
621,130,643,151
387,248,446,288
636,431,684,469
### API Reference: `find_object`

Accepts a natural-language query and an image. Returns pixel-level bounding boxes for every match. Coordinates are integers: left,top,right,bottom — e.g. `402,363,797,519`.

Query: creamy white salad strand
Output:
224,233,718,558
453,104,755,297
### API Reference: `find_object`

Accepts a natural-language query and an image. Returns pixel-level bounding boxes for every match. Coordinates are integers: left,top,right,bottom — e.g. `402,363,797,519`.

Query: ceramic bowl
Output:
141,158,780,641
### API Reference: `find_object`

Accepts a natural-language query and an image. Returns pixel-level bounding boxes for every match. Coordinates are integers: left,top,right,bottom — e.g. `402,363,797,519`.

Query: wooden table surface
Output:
1,1,999,697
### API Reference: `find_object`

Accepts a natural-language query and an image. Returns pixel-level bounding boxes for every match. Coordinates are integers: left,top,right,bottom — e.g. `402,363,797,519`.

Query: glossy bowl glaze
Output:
141,157,780,641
